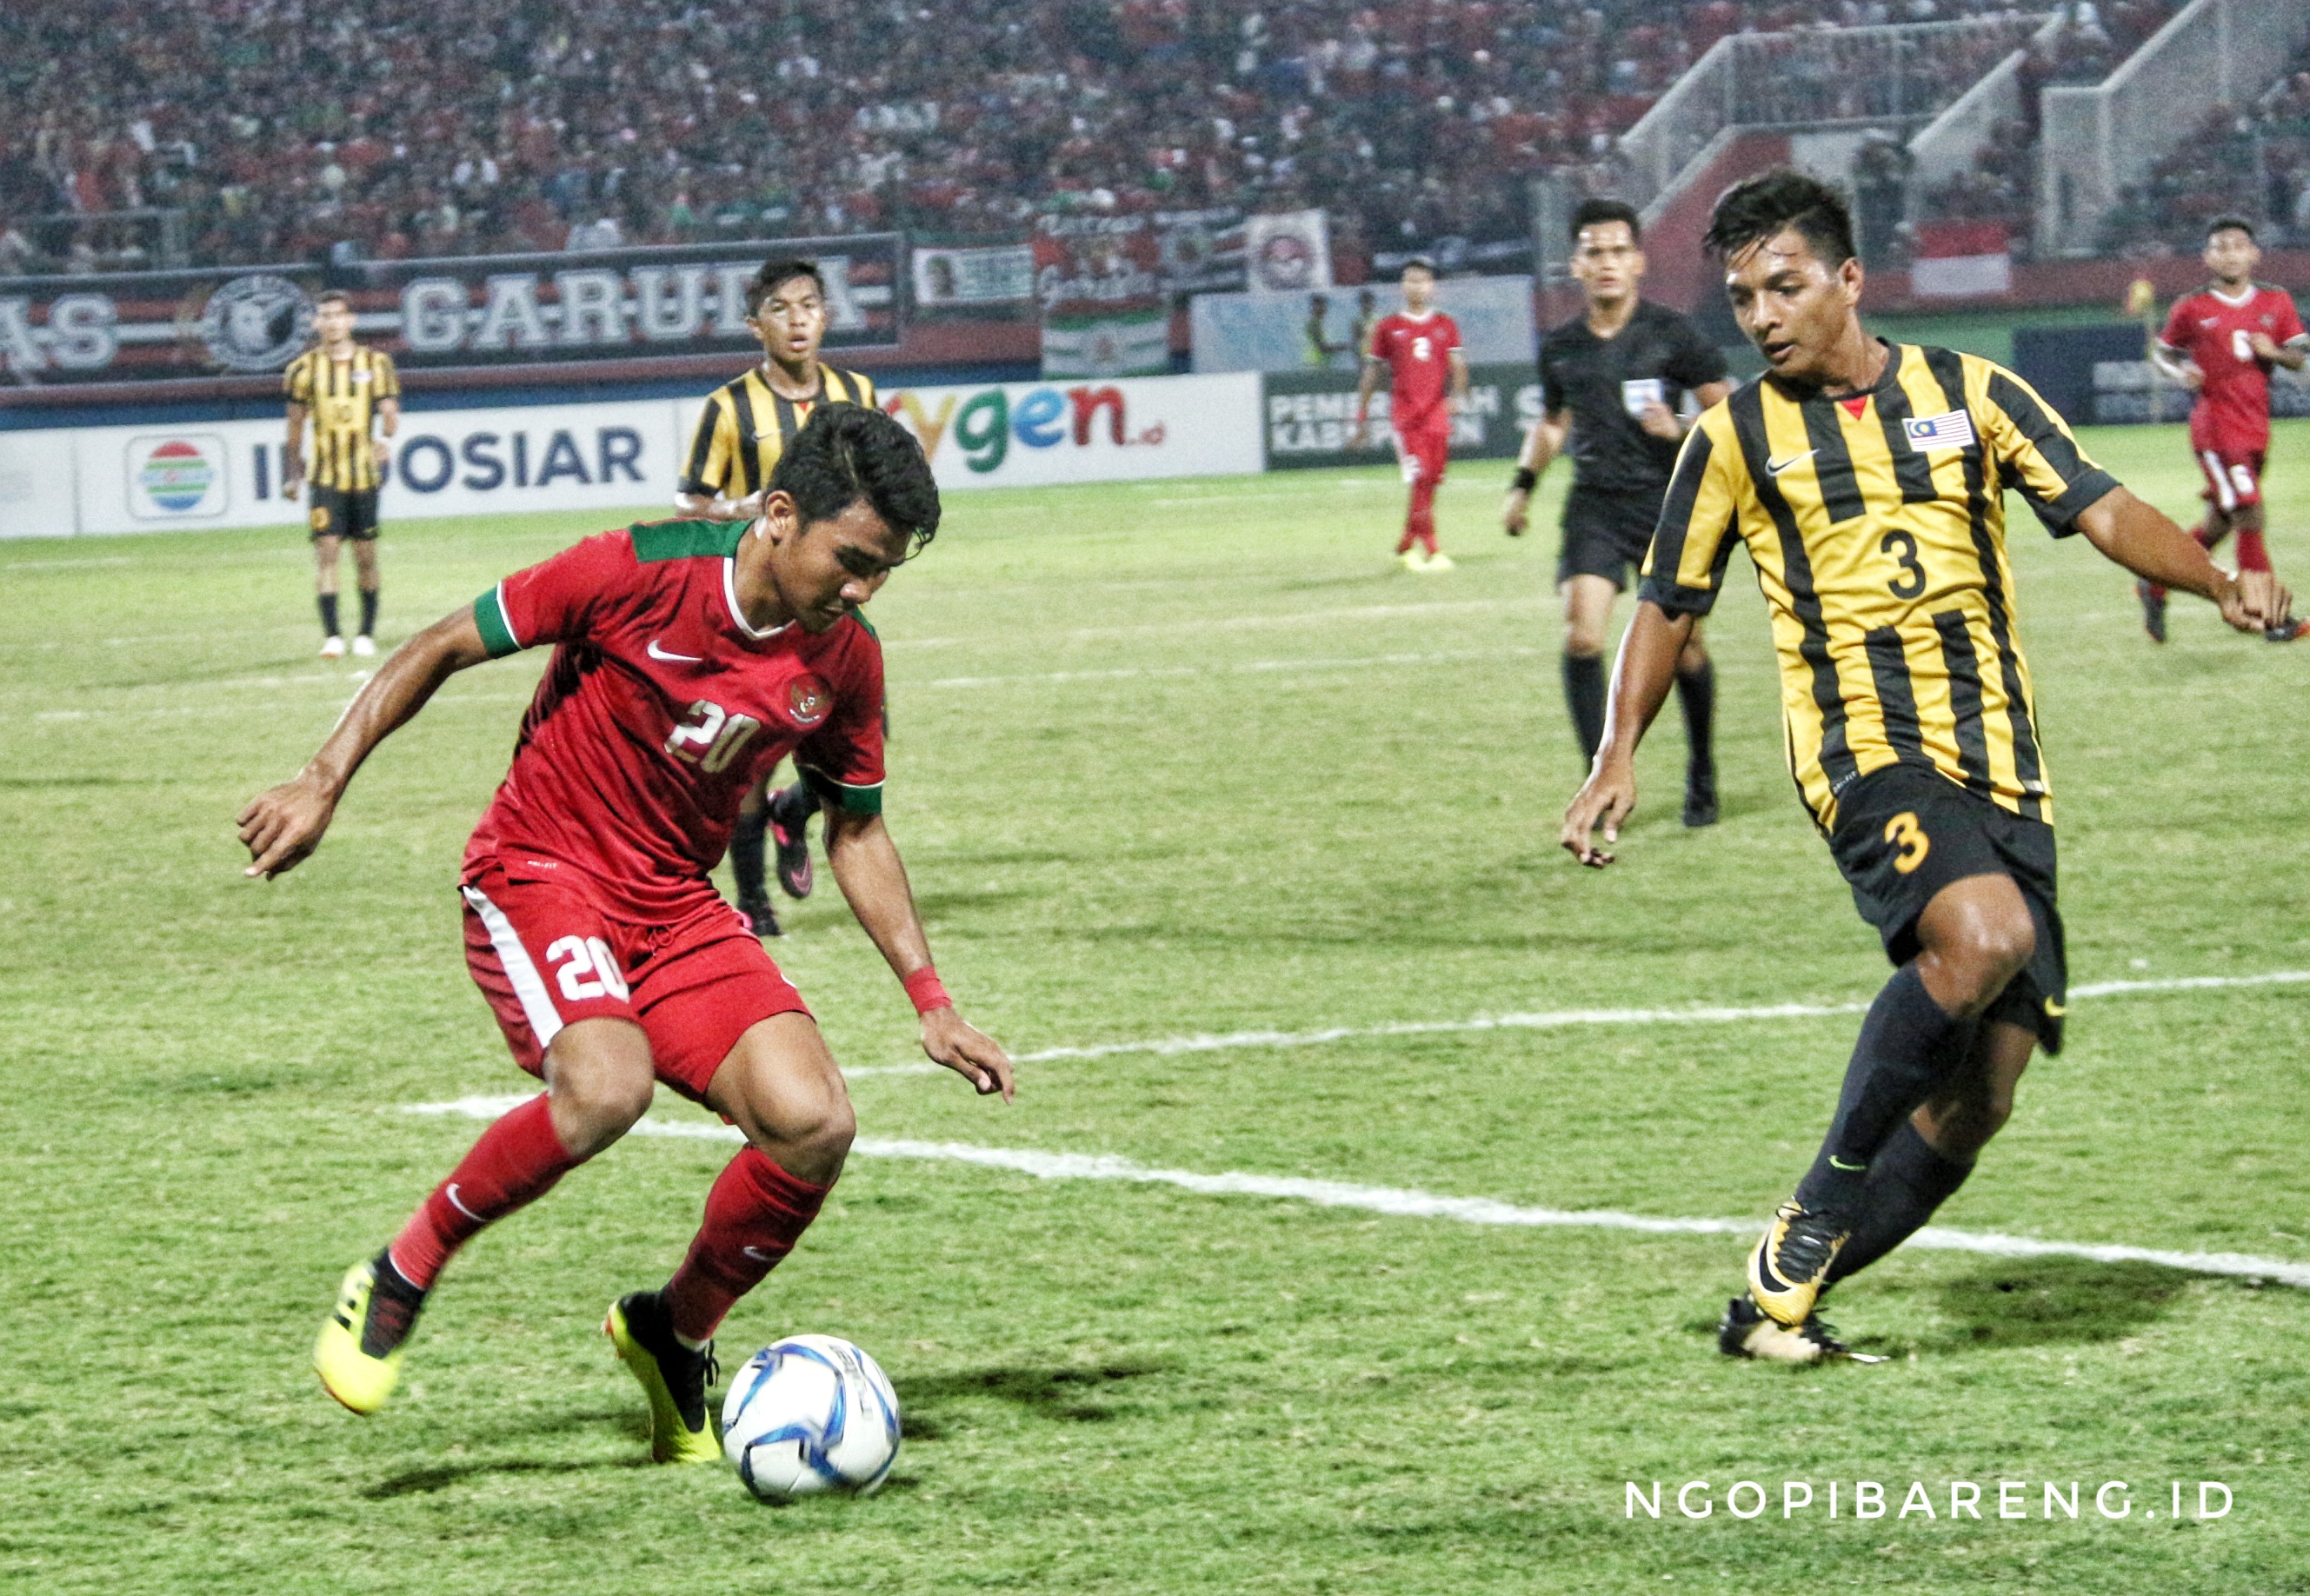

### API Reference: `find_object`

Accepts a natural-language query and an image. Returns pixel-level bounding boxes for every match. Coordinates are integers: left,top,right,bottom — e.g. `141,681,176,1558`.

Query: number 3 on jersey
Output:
664,699,762,774
1883,812,1931,874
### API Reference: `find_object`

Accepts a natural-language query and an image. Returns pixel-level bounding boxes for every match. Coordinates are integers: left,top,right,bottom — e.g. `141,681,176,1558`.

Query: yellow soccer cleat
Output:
314,1253,427,1414
1417,550,1455,572
1747,1201,1850,1327
607,1293,723,1465
1398,548,1428,571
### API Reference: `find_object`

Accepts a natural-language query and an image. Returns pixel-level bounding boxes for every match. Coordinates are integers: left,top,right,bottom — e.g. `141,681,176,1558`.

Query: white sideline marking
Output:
396,1096,2310,1290
923,645,1542,692
1006,969,2310,1066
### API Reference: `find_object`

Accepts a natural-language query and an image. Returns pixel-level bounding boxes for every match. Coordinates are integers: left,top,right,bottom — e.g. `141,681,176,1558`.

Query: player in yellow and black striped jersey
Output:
674,258,879,936
283,290,400,658
1559,171,2289,1363
675,259,878,521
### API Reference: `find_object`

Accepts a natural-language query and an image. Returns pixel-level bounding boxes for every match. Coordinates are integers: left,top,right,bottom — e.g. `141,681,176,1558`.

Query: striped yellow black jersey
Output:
283,345,399,492
1640,342,2120,832
678,365,878,500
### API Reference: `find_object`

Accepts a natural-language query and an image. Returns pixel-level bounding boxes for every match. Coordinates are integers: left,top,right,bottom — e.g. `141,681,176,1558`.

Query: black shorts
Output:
1556,488,1661,590
308,486,381,542
1827,764,2067,1054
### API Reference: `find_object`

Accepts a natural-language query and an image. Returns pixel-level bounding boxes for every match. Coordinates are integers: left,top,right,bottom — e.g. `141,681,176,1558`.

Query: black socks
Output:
729,805,770,905
1796,963,1973,1214
318,592,340,637
359,587,379,637
1562,651,1607,763
1674,659,1715,783
1826,1123,1975,1283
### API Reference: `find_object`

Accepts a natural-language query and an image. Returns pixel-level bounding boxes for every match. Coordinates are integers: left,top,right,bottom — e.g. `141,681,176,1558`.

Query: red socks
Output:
1395,484,1439,555
663,1147,832,1344
389,1094,578,1289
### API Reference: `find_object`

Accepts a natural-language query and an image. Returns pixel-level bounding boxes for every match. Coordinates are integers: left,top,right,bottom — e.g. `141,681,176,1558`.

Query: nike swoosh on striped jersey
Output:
1765,450,1816,476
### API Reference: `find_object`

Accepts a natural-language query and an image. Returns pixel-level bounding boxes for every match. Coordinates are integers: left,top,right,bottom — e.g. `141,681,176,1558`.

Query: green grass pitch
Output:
3,420,2308,1593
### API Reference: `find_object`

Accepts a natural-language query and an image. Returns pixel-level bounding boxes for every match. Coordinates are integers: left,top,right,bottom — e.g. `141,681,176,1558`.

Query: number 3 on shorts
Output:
546,934,630,1001
1883,812,1930,874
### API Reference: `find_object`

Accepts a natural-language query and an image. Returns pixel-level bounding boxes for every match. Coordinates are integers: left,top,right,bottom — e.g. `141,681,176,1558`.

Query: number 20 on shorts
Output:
1883,812,1931,874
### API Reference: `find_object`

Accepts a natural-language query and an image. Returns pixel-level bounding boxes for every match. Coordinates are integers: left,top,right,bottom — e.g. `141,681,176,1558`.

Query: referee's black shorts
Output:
308,486,381,542
1556,487,1663,591
1827,763,2067,1054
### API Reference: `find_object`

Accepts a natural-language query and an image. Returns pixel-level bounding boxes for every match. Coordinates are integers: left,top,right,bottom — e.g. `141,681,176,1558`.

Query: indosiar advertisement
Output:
1262,362,1541,471
2,373,1270,537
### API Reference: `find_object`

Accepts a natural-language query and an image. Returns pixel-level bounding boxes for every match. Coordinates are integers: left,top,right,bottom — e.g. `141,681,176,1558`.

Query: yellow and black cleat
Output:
606,1293,722,1465
1747,1201,1850,1327
314,1253,426,1414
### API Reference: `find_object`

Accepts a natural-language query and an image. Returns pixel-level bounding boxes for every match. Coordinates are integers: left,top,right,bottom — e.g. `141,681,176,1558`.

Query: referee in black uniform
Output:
1505,199,1734,825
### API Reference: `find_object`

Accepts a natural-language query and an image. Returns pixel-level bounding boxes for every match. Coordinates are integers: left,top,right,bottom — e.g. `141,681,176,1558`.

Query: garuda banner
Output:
0,234,903,387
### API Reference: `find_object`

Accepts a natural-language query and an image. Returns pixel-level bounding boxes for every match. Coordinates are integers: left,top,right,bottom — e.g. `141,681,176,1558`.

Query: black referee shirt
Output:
1537,299,1728,497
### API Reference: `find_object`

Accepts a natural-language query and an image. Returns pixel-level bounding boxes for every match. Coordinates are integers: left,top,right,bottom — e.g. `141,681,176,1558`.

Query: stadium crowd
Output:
3,0,2064,278
2095,55,2310,256
1914,0,2206,252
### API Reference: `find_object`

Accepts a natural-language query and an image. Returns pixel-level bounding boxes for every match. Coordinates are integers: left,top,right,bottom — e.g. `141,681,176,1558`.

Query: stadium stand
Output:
0,0,2068,278
1915,0,2259,257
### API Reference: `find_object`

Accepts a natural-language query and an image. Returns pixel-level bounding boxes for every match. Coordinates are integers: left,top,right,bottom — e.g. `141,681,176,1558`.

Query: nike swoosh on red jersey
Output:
646,640,703,662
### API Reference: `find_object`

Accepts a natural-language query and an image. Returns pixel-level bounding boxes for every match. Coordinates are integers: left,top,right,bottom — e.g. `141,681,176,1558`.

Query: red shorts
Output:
1394,417,1451,486
2196,448,2266,511
459,855,810,1104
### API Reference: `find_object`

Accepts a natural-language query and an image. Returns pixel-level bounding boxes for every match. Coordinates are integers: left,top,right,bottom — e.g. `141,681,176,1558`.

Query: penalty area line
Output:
395,1097,2310,1290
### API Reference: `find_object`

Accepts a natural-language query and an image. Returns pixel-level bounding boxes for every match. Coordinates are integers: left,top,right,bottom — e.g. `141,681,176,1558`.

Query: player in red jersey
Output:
1350,259,1472,570
238,406,1013,1462
2142,216,2310,643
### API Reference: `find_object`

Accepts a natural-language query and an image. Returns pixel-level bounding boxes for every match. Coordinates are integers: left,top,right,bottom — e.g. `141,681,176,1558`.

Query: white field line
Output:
1003,968,2310,1066
396,1095,2310,1289
921,645,1541,691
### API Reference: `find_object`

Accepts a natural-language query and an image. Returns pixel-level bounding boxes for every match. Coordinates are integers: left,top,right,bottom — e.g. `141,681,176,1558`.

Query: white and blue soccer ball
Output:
721,1334,901,1499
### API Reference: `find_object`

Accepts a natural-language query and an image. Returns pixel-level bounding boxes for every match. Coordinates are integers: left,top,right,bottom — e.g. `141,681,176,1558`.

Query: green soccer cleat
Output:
1747,1200,1850,1327
606,1292,722,1465
314,1252,427,1414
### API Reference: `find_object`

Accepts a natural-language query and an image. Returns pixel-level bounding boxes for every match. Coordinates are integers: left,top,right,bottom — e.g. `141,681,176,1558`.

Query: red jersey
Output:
2158,282,2307,454
1368,309,1461,429
464,518,885,918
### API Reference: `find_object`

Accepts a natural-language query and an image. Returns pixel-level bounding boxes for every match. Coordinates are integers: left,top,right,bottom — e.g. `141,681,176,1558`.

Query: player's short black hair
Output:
1571,198,1643,245
313,289,351,310
2207,215,2257,243
1702,169,1857,268
1401,256,1437,277
747,257,826,316
771,403,940,553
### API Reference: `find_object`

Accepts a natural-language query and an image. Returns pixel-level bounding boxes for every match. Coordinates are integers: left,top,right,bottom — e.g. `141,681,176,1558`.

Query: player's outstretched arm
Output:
236,608,493,879
822,807,1015,1101
1561,600,1694,868
2074,486,2291,632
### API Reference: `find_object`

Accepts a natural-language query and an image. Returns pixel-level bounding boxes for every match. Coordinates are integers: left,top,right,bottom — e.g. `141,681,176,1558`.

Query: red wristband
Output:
903,967,951,1015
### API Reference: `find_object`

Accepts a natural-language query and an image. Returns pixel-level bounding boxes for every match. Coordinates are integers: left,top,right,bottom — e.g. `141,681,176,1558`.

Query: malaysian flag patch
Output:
1902,409,1976,451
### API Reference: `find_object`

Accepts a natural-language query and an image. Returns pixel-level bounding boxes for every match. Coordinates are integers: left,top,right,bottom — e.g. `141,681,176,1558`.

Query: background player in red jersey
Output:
237,407,1012,1464
2144,216,2310,643
1350,259,1471,571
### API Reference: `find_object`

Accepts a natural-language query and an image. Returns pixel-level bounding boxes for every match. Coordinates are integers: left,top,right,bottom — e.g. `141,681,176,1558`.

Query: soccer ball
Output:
721,1334,901,1499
